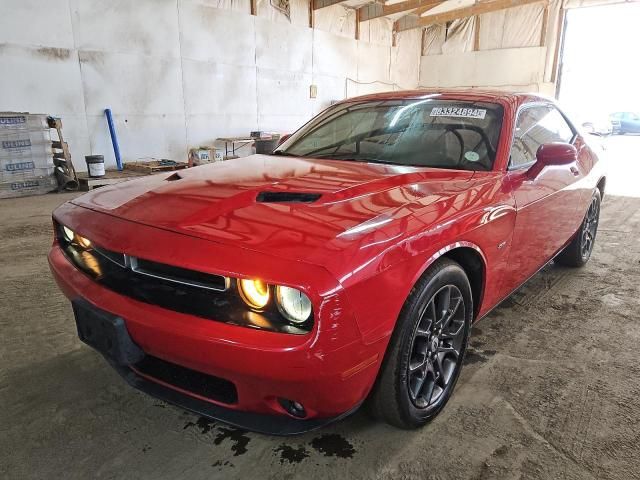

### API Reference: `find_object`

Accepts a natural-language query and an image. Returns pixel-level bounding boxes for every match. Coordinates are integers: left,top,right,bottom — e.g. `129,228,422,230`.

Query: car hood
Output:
72,155,476,272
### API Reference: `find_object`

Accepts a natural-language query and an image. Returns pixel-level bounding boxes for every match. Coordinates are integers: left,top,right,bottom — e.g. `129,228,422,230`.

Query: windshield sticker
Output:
430,107,487,119
464,151,480,162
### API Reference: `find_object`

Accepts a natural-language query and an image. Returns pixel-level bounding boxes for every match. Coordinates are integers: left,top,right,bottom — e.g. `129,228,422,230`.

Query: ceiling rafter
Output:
394,0,548,32
312,0,350,10
358,0,445,22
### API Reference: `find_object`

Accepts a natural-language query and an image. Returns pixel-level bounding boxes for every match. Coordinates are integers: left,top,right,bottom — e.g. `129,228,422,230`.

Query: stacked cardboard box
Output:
0,113,57,199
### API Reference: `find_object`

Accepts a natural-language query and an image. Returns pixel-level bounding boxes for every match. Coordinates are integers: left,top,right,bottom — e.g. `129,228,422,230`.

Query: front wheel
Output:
367,258,472,429
556,189,601,267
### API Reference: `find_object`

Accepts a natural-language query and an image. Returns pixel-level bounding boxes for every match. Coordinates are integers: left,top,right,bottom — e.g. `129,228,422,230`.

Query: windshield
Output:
276,99,504,171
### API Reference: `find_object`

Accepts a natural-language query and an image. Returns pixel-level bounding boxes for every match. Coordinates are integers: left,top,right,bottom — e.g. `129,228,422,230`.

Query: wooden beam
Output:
395,0,548,32
540,4,549,47
250,0,257,15
473,15,480,50
313,0,348,10
359,0,444,22
551,7,566,84
355,7,361,39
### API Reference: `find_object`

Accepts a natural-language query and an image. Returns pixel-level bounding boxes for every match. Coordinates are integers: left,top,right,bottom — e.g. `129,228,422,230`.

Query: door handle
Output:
570,166,580,176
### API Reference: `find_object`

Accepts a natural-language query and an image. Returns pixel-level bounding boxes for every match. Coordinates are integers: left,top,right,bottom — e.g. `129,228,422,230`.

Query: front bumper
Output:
70,297,359,434
48,212,383,434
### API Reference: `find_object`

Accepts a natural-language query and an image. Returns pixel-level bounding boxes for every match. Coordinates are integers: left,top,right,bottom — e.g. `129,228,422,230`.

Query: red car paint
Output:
49,90,606,427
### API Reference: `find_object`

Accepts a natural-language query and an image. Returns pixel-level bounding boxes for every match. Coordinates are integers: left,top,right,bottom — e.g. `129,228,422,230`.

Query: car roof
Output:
342,89,551,108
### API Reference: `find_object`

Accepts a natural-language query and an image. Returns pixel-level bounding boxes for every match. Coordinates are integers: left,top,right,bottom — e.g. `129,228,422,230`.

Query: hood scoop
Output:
256,191,322,203
165,172,182,182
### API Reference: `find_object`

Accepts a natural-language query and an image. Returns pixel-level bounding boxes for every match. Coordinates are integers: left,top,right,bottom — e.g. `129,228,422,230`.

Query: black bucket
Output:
85,155,105,178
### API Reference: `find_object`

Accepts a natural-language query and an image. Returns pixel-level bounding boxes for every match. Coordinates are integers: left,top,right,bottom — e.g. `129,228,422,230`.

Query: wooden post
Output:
540,4,549,47
551,8,566,84
474,16,481,51
251,0,257,16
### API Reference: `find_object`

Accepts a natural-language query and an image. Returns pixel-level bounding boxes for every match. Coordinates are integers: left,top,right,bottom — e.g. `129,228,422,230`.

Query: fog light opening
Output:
278,398,307,418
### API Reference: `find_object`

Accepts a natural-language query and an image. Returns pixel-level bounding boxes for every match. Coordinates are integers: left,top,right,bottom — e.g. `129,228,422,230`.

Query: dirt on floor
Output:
1,136,639,480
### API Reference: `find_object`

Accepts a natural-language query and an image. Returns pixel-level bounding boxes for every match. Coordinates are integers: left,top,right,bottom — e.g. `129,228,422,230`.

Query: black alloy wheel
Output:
580,194,600,261
407,285,466,411
367,257,472,429
556,188,601,268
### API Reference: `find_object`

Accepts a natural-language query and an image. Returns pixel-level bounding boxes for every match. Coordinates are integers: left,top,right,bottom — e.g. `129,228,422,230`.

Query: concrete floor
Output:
1,136,639,480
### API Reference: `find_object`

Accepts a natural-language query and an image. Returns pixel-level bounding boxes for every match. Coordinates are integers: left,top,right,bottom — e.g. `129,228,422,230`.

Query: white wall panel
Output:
182,0,251,13
257,68,312,116
419,47,546,89
255,19,312,73
313,30,358,79
258,114,311,133
346,79,393,97
311,74,346,115
0,45,86,115
182,60,258,116
79,51,185,116
186,113,258,148
391,30,421,89
69,0,180,58
0,0,74,48
178,4,256,66
356,41,390,83
87,114,187,167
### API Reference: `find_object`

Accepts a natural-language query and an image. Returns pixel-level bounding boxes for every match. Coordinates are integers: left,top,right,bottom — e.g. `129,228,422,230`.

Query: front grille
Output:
133,355,238,404
130,256,228,291
58,239,310,334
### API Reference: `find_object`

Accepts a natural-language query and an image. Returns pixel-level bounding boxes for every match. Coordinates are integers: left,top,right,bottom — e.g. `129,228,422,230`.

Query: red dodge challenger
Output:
49,91,606,434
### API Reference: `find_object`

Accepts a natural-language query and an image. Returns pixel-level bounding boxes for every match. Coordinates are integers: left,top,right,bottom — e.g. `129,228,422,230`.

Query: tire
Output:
555,189,601,268
367,257,472,429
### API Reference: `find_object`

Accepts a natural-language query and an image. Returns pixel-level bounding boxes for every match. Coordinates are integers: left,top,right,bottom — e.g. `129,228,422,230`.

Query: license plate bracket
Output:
72,299,144,366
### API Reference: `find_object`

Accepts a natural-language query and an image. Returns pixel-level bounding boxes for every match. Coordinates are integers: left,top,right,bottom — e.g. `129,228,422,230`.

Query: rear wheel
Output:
556,189,601,267
367,258,472,429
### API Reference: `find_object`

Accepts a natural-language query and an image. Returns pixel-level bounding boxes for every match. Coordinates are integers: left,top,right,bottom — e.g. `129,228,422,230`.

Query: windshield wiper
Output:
314,154,395,165
271,150,296,156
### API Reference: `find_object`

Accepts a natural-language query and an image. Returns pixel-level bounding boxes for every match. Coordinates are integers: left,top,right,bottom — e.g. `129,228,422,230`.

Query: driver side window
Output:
510,105,575,169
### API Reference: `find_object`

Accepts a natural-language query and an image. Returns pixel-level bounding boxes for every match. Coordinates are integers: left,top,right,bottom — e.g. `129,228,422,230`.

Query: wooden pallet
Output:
47,117,78,190
77,169,144,191
124,160,189,174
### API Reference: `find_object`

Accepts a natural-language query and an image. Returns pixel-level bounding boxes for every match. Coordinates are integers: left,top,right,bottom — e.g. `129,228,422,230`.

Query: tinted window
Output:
278,100,504,171
510,106,574,168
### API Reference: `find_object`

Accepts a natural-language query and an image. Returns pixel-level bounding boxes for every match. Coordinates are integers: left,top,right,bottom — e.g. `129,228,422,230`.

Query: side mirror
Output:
528,142,577,177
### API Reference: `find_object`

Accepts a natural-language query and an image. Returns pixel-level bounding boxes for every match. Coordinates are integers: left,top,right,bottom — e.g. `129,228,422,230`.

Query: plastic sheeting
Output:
479,2,545,50
442,17,477,53
423,24,446,55
257,0,309,27
422,17,476,55
359,17,393,46
313,4,357,38
391,29,422,88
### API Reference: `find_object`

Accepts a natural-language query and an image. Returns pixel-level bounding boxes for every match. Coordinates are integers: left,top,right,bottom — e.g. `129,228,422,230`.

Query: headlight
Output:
60,225,91,249
276,286,312,324
238,278,270,309
62,226,75,242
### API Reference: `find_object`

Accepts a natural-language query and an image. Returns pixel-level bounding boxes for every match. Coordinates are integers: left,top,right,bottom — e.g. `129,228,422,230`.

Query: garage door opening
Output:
558,1,640,198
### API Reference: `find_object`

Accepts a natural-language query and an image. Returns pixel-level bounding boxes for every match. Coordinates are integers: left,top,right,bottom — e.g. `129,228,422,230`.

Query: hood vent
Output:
256,191,322,203
165,172,182,181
